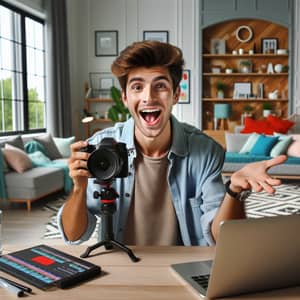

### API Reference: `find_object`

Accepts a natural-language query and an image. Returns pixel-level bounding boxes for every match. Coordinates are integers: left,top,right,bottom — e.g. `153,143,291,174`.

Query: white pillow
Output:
53,136,75,158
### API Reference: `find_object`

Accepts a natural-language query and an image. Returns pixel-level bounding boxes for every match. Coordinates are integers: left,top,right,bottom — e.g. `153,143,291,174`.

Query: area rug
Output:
43,183,300,239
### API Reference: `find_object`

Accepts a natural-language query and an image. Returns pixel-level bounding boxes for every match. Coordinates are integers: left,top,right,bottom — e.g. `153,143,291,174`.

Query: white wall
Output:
293,0,300,114
66,0,199,139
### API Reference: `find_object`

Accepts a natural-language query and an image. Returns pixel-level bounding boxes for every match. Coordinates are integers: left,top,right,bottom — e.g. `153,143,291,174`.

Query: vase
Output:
217,90,224,99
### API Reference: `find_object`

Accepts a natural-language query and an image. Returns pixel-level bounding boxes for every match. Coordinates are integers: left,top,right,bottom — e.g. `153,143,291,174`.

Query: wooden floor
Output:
0,194,66,247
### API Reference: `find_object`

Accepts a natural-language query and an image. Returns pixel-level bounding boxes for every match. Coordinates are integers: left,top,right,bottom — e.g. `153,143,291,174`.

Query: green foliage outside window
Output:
0,77,45,132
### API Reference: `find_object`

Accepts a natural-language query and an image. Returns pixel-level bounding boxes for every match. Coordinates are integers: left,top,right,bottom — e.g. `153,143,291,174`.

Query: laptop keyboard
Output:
191,274,210,290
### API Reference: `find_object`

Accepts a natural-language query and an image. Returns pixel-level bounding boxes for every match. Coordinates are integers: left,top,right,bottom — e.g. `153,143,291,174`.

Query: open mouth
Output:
140,108,161,125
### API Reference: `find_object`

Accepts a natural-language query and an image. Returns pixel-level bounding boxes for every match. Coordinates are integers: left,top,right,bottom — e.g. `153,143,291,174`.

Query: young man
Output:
58,41,286,246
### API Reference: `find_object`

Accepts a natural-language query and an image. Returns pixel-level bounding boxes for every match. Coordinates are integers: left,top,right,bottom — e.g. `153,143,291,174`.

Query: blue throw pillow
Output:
249,135,279,156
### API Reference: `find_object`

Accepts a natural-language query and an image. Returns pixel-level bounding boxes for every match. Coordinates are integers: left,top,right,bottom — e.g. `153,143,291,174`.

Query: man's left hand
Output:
230,155,287,194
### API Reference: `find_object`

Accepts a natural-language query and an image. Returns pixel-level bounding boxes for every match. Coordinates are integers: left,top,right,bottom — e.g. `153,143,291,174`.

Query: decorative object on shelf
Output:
277,49,288,55
211,65,222,73
178,69,190,104
282,65,289,72
268,90,279,100
261,38,278,54
262,102,273,117
108,86,130,122
233,82,251,99
235,25,253,43
89,72,119,98
248,49,254,55
274,64,283,73
239,60,252,73
267,63,274,74
95,30,118,56
238,48,244,55
143,31,169,43
232,50,238,55
225,68,233,74
82,109,94,124
210,39,226,54
216,81,226,99
214,103,231,130
258,64,267,73
258,83,264,99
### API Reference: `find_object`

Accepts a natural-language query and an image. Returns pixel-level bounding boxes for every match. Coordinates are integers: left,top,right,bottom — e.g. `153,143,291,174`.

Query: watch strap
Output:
225,180,251,202
225,180,239,198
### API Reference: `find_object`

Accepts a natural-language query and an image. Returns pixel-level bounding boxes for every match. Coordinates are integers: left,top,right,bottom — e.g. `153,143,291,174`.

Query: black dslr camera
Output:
81,137,128,182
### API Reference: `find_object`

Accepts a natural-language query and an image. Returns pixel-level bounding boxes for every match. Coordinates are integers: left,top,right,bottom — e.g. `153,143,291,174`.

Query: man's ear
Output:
173,87,180,105
121,91,128,107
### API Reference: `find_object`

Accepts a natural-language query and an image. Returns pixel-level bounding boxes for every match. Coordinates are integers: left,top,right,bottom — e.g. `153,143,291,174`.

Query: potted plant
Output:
262,102,273,117
108,86,130,122
239,60,252,73
216,81,226,99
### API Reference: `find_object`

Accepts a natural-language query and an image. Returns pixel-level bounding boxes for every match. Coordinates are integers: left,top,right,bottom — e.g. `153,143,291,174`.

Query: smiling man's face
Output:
122,66,180,144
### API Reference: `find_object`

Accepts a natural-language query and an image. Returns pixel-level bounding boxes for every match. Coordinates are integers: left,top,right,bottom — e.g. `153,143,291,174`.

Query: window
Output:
0,1,46,136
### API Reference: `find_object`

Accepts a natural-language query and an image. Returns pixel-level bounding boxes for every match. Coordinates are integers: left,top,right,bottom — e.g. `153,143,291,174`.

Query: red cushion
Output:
267,115,294,134
241,117,274,135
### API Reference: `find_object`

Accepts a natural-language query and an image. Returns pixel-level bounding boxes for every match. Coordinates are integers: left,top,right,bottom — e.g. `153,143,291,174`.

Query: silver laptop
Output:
171,214,300,299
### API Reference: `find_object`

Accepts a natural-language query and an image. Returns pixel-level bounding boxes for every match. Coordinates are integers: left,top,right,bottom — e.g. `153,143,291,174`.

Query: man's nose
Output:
142,86,154,103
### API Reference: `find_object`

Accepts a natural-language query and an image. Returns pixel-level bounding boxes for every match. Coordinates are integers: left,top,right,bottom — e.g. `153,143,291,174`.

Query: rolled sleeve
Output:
201,207,219,246
57,204,98,244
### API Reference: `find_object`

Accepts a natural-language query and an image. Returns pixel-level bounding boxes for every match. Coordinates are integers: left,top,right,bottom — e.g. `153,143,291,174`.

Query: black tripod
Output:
80,181,139,262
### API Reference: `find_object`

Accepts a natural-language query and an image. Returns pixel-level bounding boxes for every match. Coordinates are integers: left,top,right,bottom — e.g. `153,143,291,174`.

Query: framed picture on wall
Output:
95,31,118,56
143,31,169,43
178,70,190,104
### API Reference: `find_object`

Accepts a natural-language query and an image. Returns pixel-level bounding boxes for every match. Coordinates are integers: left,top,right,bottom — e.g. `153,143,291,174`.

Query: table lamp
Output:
214,103,231,130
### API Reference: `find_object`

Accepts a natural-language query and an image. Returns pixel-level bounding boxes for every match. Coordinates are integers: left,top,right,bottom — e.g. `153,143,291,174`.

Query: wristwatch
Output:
225,180,251,202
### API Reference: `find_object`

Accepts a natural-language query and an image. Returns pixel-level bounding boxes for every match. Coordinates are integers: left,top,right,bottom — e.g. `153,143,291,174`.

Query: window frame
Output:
0,0,46,136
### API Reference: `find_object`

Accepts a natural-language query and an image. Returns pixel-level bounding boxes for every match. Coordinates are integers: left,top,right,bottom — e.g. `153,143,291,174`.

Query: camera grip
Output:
80,144,96,153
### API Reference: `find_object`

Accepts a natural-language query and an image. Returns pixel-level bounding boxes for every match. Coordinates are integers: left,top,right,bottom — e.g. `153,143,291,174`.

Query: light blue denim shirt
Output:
57,115,225,246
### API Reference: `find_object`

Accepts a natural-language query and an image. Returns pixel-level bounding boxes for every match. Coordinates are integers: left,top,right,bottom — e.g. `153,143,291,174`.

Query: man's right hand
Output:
68,140,91,190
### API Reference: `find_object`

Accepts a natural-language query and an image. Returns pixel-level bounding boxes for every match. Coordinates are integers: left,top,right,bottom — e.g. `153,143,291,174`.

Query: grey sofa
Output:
0,134,72,211
222,133,300,179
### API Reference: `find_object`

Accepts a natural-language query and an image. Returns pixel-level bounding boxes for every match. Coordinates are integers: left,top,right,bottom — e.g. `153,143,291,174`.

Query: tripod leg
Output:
80,240,107,258
110,240,140,262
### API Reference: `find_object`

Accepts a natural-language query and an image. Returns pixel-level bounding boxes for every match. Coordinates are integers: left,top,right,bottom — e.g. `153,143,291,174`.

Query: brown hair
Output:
111,40,184,92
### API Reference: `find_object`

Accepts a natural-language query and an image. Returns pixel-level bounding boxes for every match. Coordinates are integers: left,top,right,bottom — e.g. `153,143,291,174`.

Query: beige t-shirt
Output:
123,151,178,245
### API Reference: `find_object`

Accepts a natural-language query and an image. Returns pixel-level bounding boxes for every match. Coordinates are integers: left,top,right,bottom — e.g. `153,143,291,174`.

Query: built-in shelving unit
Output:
202,19,289,130
83,84,114,138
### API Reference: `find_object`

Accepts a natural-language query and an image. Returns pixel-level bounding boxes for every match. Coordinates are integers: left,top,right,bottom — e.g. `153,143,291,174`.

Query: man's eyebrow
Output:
128,75,171,84
128,77,144,84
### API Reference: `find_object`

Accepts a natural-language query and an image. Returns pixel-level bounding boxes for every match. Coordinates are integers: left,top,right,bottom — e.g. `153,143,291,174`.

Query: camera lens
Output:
87,147,120,181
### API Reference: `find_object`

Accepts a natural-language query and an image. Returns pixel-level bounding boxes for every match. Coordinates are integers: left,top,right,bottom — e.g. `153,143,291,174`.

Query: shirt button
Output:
125,193,130,197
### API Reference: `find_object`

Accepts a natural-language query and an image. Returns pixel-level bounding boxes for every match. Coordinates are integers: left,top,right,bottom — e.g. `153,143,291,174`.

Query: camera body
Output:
81,137,128,182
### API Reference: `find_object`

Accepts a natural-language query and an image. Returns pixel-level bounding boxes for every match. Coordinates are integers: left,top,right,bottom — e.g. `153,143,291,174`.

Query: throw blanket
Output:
24,141,73,193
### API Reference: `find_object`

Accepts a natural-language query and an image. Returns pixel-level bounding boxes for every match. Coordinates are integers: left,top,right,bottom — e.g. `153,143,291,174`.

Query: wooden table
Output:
0,245,299,299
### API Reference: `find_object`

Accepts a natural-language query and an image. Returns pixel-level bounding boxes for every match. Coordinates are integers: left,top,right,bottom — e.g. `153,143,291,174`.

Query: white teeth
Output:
141,109,160,113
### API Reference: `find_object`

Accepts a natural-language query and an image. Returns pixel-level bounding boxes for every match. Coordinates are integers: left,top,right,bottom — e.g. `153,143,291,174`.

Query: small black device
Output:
81,137,128,182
